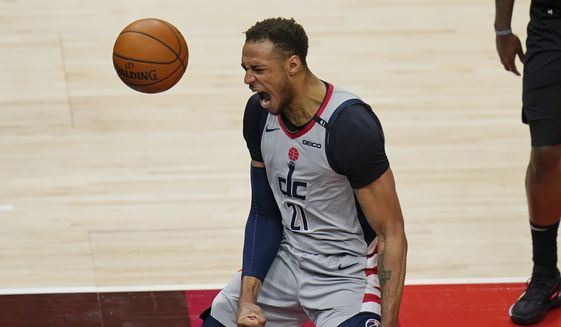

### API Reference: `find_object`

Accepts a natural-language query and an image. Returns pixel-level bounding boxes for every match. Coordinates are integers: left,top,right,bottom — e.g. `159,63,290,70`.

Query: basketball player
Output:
200,17,407,327
495,0,561,324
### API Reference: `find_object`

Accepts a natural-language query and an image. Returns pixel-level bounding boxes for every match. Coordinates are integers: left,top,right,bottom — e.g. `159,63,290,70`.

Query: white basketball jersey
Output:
261,84,370,257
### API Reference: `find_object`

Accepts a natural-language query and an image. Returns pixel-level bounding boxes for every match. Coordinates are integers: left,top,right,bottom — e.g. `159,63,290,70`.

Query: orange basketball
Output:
113,18,189,93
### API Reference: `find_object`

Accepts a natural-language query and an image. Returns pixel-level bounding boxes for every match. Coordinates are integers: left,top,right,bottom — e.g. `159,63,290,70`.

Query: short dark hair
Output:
245,17,308,66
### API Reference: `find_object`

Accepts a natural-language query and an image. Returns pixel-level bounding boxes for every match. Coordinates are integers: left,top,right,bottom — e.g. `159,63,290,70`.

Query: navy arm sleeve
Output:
241,95,283,281
328,104,389,189
242,166,283,280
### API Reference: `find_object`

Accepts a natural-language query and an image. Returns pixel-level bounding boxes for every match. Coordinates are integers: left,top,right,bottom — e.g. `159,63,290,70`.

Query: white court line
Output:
0,277,529,296
405,276,528,285
0,283,226,296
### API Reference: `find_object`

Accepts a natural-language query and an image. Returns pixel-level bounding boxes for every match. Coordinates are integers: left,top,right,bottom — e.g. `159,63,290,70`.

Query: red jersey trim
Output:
278,83,334,139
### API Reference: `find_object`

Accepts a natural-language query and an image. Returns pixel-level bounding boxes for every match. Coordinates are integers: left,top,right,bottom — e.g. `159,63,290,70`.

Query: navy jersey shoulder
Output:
243,94,268,162
326,103,389,189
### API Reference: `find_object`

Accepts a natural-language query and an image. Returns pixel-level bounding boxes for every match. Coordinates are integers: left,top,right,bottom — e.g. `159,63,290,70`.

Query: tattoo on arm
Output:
378,253,392,286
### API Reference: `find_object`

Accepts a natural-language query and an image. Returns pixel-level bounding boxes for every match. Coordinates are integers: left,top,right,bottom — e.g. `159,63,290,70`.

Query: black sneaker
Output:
509,273,561,324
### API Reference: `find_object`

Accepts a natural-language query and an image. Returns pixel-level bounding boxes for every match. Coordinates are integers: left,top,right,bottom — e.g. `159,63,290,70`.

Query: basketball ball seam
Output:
157,19,188,70
112,52,177,65
124,17,185,59
115,30,182,63
121,18,187,67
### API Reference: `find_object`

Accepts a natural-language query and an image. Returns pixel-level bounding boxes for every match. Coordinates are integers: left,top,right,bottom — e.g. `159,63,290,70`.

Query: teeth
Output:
258,91,271,109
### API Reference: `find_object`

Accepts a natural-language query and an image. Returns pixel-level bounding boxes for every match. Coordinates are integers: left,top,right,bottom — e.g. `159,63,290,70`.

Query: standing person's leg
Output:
510,81,561,325
510,142,561,325
526,142,561,276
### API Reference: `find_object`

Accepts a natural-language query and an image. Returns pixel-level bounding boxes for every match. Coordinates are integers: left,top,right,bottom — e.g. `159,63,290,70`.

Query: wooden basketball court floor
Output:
0,0,553,325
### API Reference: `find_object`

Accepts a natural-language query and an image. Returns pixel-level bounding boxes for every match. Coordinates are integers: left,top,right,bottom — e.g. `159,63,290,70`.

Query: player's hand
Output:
237,302,266,327
495,33,525,76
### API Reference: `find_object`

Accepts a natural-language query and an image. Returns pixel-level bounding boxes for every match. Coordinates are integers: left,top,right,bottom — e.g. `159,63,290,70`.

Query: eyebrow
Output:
241,64,264,70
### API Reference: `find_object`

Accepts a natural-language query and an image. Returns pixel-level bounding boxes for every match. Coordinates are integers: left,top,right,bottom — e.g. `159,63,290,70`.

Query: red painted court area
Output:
2,282,561,326
186,283,561,327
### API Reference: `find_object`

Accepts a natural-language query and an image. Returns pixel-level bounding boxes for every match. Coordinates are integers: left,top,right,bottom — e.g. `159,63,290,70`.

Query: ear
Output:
285,55,302,76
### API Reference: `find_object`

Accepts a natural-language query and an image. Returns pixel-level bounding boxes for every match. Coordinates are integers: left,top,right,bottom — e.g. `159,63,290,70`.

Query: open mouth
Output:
257,91,271,109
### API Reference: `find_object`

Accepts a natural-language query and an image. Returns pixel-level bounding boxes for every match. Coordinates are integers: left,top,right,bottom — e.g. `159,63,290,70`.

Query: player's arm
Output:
494,0,525,75
238,97,283,327
238,160,282,327
329,104,406,327
355,169,407,327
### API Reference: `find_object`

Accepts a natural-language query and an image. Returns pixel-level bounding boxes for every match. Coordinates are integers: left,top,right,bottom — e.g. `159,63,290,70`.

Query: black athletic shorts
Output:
523,5,561,90
522,82,561,146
